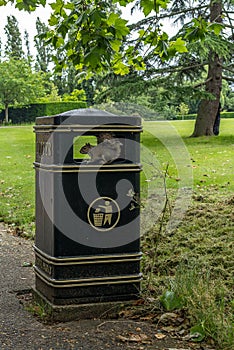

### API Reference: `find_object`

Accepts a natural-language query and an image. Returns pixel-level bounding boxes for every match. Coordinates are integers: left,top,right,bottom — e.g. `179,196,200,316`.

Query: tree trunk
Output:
5,104,9,124
191,0,223,137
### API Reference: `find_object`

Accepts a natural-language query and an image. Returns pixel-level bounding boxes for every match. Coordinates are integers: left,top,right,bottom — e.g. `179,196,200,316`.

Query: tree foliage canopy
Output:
0,58,51,122
1,0,233,77
1,0,234,135
0,0,191,75
4,15,24,59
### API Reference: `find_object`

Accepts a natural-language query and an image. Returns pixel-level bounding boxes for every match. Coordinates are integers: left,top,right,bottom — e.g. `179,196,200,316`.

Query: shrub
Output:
176,111,234,120
0,101,87,124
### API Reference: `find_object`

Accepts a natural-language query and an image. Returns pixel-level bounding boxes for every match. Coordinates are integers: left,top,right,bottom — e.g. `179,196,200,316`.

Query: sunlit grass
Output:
0,126,35,231
0,119,233,228
142,119,234,192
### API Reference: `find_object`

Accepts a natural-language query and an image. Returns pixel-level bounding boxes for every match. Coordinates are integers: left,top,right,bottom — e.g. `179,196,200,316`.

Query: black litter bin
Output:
34,108,142,310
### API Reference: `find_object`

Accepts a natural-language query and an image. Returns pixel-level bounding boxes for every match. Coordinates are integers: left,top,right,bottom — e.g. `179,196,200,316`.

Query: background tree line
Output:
0,1,234,136
0,15,90,123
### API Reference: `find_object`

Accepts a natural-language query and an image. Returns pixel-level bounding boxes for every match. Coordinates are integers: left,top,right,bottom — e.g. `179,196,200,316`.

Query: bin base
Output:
32,288,134,322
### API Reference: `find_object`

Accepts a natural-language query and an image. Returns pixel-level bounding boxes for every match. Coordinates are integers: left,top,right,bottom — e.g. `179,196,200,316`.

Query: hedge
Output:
0,101,87,124
176,111,234,120
1,103,233,123
219,111,234,119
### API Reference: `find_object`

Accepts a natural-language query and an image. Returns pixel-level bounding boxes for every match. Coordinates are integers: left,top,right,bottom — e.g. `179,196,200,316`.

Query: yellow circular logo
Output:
87,197,120,232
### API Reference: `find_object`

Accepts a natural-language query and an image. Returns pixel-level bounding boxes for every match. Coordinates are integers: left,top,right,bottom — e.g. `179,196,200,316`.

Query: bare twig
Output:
193,77,212,88
146,163,172,287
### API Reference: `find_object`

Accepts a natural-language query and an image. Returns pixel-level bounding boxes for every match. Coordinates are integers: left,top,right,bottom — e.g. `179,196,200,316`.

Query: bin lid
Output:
35,108,141,126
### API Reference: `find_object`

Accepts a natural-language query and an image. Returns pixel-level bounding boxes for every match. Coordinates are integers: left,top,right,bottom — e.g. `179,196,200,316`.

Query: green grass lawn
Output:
142,119,234,192
0,120,233,348
0,126,35,231
0,120,233,229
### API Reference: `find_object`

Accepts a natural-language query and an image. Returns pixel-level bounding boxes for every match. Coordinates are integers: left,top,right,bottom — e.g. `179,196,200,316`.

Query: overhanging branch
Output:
222,65,234,74
222,75,234,82
193,77,212,88
145,61,208,76
129,4,209,29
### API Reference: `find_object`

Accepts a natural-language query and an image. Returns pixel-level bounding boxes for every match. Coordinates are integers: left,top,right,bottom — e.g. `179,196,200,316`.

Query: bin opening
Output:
73,133,125,165
73,135,97,161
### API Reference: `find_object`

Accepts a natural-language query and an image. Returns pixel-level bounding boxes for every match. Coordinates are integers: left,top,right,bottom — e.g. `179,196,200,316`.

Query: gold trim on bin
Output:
35,266,142,288
34,125,143,133
33,162,142,173
34,245,142,266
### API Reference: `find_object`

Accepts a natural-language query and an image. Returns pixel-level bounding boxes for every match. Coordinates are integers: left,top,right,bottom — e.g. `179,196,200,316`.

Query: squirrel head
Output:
79,143,93,154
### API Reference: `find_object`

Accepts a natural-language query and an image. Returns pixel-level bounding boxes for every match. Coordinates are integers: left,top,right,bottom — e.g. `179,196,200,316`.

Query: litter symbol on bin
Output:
87,197,120,232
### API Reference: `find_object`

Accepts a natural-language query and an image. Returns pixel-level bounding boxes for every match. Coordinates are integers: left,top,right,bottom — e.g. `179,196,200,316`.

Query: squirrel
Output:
97,132,114,143
80,139,122,164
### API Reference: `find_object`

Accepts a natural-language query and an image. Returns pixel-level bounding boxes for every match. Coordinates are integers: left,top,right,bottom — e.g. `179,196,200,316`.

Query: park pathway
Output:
0,223,209,350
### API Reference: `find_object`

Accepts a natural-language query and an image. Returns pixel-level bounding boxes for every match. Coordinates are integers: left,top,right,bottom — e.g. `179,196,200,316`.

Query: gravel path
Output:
0,223,212,350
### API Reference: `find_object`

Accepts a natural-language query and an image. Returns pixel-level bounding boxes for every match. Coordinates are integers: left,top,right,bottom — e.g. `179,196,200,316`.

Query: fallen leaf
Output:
159,312,178,323
155,333,166,339
140,314,155,321
167,348,189,350
161,326,177,333
146,297,156,303
133,298,145,305
138,333,149,341
116,335,130,342
116,333,150,343
118,309,133,318
22,262,32,267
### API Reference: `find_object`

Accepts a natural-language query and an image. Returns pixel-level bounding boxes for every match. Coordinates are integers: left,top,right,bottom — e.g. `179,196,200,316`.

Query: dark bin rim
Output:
35,108,142,127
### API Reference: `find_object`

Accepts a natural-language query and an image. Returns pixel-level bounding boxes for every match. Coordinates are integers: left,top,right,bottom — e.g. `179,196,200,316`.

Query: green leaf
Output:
56,36,64,48
57,23,68,38
64,2,74,10
84,48,100,68
91,10,103,27
209,23,224,35
140,0,155,16
48,14,58,26
76,13,88,26
67,49,74,57
82,33,91,45
138,29,145,38
113,60,130,75
107,13,120,26
113,0,133,6
111,40,121,51
160,290,184,311
140,0,169,15
161,32,169,41
190,324,206,342
171,37,188,53
114,18,129,38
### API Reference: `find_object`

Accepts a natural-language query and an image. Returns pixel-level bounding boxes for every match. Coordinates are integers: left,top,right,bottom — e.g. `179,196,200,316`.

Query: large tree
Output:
192,0,223,136
0,59,49,123
120,0,233,136
24,29,32,66
4,15,24,59
99,0,233,136
34,17,54,72
3,0,233,135
166,0,232,136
